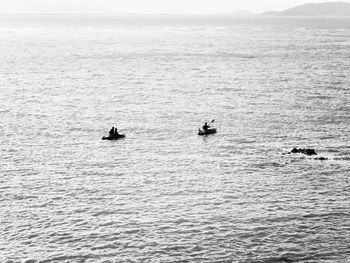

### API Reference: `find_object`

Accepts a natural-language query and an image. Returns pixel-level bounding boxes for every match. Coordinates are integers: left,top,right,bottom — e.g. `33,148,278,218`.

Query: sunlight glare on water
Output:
0,15,350,263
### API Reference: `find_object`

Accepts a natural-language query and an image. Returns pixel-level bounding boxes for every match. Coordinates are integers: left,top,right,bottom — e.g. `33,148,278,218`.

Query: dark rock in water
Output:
287,148,328,160
315,157,328,161
290,148,317,156
305,149,317,156
291,148,299,154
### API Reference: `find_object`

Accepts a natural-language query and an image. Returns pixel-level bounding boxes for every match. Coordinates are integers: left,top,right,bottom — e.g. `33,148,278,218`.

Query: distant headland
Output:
262,2,350,16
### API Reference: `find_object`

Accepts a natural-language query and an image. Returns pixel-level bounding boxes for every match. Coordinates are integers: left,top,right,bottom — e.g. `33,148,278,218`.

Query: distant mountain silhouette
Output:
263,2,350,16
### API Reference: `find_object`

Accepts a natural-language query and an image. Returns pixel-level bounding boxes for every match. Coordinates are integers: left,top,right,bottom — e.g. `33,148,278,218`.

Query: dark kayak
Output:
198,128,217,136
102,134,126,140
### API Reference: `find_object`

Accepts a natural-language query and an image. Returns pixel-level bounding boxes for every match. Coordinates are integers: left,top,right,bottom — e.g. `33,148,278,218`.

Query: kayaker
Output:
114,128,119,135
109,127,115,136
203,122,210,131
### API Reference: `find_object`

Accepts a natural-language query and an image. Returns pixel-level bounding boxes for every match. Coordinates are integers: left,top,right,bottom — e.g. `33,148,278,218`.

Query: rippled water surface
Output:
1,15,350,263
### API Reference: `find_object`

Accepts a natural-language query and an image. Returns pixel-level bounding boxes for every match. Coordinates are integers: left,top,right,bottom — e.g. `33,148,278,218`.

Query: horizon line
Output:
2,13,350,17
0,12,261,16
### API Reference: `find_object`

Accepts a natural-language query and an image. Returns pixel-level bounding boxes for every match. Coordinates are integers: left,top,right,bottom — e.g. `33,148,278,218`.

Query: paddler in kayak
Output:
198,120,217,136
203,122,210,131
108,126,121,137
109,126,115,136
103,126,125,140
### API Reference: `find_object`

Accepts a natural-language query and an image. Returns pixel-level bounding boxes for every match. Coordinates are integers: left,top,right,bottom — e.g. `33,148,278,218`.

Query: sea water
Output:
0,15,349,262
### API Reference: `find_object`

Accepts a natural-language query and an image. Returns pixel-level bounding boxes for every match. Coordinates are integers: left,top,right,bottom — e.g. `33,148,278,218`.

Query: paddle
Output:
203,120,215,127
200,119,215,130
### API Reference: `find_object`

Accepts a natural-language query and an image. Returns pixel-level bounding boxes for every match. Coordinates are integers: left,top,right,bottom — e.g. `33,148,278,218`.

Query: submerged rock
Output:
314,157,328,161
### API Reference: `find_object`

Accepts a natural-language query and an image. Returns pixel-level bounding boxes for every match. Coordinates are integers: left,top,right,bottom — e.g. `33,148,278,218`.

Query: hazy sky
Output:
1,0,350,14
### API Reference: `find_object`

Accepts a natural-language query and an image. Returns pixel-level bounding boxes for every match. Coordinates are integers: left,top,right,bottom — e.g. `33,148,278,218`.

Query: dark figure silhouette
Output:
203,122,210,131
109,127,115,136
102,126,125,140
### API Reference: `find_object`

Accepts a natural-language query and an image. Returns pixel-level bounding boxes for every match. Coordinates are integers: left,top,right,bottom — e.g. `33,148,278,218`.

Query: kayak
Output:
102,134,126,140
198,128,217,136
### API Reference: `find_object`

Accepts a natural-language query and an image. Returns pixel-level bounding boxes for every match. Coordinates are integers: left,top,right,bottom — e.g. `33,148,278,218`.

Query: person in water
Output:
203,122,210,131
